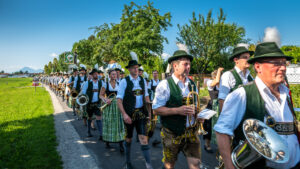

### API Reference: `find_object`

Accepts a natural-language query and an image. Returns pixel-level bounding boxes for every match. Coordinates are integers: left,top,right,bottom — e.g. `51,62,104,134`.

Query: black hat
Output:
89,68,98,75
229,46,254,61
247,42,293,64
72,68,78,72
98,70,103,73
125,60,141,69
167,50,193,64
114,68,121,71
138,67,144,71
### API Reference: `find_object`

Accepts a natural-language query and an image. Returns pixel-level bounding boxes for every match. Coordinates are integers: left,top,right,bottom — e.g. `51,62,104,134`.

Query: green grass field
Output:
0,78,62,169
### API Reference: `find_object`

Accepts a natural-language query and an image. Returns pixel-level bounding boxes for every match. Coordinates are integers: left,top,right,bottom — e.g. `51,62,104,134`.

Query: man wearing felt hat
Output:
214,42,299,169
117,59,153,169
218,45,254,111
81,68,104,137
153,49,205,169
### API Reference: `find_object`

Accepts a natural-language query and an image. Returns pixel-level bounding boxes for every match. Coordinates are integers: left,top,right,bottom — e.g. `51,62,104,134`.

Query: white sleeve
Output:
214,87,246,136
218,71,233,100
152,80,170,109
144,79,149,97
116,79,127,99
206,79,214,91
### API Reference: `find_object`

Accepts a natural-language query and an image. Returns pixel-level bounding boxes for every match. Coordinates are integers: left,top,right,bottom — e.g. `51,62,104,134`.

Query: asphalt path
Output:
51,88,219,169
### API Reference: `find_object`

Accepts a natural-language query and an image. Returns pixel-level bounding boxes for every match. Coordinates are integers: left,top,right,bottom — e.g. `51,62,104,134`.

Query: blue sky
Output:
1,0,300,73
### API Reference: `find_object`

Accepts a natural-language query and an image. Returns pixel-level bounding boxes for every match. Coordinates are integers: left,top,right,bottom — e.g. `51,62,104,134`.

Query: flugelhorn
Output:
186,85,207,135
100,93,116,111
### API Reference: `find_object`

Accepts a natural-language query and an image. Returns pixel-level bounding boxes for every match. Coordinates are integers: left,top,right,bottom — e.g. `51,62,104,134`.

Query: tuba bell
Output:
76,94,89,107
71,88,79,98
217,119,289,169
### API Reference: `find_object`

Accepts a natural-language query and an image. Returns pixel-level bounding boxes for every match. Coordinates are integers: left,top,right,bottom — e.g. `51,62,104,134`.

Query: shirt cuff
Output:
213,124,234,136
218,92,228,100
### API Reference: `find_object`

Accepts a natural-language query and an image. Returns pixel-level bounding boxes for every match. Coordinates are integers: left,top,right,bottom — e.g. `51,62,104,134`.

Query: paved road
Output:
55,94,219,169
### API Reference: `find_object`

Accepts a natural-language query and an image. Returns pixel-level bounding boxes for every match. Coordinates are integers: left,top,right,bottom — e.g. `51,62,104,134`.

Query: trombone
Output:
186,85,207,135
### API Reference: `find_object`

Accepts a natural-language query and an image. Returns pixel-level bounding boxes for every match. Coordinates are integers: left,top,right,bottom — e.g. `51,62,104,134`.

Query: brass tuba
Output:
71,88,79,98
76,94,89,107
186,85,207,135
217,119,289,169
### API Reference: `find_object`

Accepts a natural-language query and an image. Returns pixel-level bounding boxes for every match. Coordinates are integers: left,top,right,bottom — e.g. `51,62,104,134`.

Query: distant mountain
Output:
19,67,43,73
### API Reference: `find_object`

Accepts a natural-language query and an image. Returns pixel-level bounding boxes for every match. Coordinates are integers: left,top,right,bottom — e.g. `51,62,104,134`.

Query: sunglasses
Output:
259,60,287,67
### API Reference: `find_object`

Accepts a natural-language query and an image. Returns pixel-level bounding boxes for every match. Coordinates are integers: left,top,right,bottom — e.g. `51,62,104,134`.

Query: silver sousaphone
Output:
229,119,289,169
76,94,89,108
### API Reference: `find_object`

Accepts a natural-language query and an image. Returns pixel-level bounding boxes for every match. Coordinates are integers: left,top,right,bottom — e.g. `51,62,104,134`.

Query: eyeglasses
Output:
259,60,287,67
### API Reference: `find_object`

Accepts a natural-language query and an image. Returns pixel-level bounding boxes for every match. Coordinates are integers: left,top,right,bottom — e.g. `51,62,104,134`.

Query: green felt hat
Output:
125,60,141,69
167,50,193,64
247,42,293,64
89,68,98,75
229,46,254,61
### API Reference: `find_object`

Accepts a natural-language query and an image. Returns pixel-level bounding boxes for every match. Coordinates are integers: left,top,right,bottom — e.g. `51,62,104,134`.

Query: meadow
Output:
0,78,62,169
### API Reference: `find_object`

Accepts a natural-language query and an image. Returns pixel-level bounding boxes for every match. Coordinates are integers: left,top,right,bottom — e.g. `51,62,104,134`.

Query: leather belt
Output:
92,89,99,92
133,89,143,96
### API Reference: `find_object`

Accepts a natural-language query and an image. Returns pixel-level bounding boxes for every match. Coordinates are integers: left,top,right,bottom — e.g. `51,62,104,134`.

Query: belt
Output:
133,89,143,96
273,122,295,135
162,127,198,145
92,89,99,92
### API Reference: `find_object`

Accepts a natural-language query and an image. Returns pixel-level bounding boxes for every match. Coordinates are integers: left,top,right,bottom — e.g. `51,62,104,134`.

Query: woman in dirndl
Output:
100,69,125,153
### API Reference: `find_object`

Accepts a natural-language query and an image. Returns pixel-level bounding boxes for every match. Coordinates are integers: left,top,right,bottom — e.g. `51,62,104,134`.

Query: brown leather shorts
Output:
161,127,201,163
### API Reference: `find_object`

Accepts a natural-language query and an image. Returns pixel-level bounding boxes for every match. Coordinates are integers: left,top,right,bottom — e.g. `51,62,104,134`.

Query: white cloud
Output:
50,52,58,58
161,53,171,61
263,27,281,47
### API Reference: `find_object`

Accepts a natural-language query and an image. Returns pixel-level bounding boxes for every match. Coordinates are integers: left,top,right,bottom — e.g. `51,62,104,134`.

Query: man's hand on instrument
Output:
123,113,132,124
197,118,205,123
178,105,195,116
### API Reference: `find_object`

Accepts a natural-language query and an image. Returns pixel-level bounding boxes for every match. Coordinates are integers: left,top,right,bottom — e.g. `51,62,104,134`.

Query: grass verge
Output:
0,78,62,169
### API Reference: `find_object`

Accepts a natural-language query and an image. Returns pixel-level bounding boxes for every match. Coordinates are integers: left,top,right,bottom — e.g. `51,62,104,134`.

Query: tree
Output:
72,35,98,69
112,1,171,72
281,46,300,64
177,9,249,74
58,52,70,72
52,58,59,72
48,61,53,73
0,70,4,73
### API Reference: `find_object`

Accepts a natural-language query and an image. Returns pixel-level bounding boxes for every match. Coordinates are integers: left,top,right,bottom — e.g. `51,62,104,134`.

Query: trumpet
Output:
186,85,207,135
99,93,116,111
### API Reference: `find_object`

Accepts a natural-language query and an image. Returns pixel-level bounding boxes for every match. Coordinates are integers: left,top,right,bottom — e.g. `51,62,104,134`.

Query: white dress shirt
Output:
214,77,300,169
81,79,102,103
148,79,160,89
117,75,149,109
73,76,86,89
152,74,199,127
218,66,252,100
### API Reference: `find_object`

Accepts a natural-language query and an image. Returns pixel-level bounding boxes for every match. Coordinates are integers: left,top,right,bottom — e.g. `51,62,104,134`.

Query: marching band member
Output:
218,45,254,111
115,68,122,83
81,69,103,138
68,69,78,114
73,67,87,117
148,70,160,101
100,69,125,152
153,49,203,169
214,42,300,169
117,59,153,169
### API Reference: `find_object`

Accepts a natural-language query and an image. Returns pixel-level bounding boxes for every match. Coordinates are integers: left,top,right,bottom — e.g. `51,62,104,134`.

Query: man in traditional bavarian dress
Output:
100,69,125,152
148,70,162,146
81,69,103,138
218,46,254,111
153,50,203,169
73,67,87,117
214,42,300,169
117,60,153,169
68,68,78,113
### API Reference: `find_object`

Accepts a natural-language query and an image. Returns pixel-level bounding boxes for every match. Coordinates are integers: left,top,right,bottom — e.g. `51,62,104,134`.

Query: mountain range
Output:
19,67,43,73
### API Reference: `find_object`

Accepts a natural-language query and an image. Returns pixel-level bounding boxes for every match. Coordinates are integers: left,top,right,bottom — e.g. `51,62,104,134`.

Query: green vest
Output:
76,75,87,91
230,68,253,92
123,76,146,116
70,76,75,82
233,82,267,168
161,77,196,136
233,82,266,144
86,80,102,104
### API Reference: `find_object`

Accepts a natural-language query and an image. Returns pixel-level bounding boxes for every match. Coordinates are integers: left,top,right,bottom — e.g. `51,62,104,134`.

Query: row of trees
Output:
43,1,299,76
